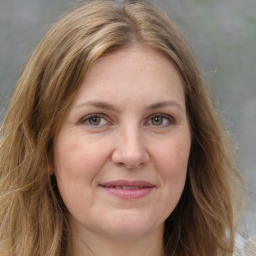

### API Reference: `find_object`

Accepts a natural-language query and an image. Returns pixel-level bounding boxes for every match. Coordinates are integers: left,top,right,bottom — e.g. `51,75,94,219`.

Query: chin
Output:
95,210,164,240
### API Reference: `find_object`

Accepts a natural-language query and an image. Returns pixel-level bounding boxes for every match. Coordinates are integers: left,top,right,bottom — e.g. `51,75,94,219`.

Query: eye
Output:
147,114,173,127
80,114,109,127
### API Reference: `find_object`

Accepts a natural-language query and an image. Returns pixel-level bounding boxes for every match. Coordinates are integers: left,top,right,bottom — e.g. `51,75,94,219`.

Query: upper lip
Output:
100,180,155,188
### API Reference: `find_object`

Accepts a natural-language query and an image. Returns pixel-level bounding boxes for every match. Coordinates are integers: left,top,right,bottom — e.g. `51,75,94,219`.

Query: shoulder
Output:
234,233,256,256
244,235,256,256
234,232,246,256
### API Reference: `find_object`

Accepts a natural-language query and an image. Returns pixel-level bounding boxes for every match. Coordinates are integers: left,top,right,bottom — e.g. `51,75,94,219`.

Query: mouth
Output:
99,180,155,199
109,186,147,190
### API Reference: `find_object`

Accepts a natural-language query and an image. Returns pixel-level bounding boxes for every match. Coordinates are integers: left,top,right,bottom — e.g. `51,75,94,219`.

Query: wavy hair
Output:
0,0,244,255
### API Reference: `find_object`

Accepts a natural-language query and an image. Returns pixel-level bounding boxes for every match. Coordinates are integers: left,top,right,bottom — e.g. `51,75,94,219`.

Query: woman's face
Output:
54,46,191,241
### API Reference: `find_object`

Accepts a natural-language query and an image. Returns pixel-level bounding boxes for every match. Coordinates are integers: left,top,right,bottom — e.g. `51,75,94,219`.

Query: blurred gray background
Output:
0,0,255,238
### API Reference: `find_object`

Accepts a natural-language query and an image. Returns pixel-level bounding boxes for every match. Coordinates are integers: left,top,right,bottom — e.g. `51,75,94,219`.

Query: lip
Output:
99,180,155,200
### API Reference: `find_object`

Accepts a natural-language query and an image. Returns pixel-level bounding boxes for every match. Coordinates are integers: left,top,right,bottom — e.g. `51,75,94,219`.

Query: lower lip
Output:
100,186,154,199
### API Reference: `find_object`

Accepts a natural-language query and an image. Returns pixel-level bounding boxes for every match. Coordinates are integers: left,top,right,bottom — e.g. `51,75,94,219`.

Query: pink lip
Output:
99,180,155,200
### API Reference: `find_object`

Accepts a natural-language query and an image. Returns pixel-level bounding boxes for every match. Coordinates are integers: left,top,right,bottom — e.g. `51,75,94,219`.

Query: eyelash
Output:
146,113,174,127
79,114,110,127
78,113,175,128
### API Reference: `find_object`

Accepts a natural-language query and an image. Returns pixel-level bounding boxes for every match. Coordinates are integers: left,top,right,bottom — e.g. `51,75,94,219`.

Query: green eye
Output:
148,114,173,127
151,116,164,126
88,116,102,126
79,114,109,127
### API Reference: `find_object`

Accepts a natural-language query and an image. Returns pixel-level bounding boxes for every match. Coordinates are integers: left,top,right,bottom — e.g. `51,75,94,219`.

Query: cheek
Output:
153,135,190,195
148,137,190,222
54,132,105,181
53,132,106,213
156,138,190,173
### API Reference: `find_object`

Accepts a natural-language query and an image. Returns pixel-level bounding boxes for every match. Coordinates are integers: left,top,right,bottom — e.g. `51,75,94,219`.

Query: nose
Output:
111,126,150,169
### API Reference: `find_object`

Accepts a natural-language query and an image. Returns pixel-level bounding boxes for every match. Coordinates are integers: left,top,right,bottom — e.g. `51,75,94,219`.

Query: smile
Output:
114,186,142,190
100,180,155,200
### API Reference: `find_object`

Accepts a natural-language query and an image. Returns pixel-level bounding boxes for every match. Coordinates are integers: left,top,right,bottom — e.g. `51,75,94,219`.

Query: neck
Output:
71,224,165,256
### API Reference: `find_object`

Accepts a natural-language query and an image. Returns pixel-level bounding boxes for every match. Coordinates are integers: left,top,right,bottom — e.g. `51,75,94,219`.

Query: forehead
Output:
72,46,185,107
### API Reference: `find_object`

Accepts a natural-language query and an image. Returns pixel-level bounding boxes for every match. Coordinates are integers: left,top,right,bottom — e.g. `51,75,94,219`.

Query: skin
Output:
54,46,191,256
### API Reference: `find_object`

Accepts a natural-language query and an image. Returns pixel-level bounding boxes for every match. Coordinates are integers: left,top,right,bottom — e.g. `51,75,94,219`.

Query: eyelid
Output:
78,113,110,126
77,112,175,127
145,113,175,126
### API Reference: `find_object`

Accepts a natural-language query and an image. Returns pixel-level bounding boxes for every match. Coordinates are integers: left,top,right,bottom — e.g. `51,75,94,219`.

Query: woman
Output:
0,0,244,255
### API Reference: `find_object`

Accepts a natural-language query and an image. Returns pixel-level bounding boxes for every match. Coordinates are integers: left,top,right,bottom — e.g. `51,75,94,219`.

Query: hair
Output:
0,0,244,255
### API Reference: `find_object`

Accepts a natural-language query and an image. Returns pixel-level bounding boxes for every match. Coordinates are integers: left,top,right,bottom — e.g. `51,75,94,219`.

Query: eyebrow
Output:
73,100,184,113
73,101,121,112
145,100,184,113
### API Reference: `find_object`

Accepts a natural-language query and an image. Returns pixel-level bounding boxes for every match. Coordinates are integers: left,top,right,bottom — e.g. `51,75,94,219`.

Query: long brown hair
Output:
0,1,244,255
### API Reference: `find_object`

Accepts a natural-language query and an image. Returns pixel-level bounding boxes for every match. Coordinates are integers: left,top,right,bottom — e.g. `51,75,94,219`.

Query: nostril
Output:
116,161,135,168
116,162,125,167
115,160,146,169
